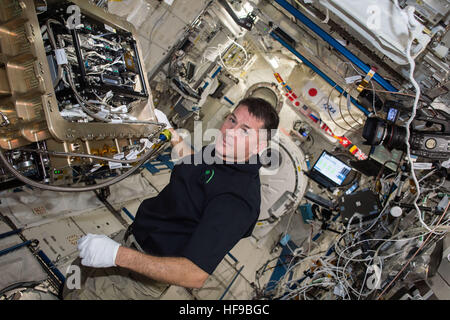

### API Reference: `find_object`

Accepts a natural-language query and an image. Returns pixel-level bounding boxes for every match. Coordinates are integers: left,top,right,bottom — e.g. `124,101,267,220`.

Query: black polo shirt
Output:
131,145,261,275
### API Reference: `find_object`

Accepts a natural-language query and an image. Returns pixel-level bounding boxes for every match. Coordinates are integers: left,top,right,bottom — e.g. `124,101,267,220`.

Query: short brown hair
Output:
236,97,279,131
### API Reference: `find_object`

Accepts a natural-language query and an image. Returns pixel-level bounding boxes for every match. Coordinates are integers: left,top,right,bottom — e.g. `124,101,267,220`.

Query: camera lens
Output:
383,124,406,151
362,118,387,145
362,117,407,151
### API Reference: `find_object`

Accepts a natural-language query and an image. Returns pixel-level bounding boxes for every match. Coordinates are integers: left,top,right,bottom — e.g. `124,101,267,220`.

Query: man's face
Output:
215,105,267,162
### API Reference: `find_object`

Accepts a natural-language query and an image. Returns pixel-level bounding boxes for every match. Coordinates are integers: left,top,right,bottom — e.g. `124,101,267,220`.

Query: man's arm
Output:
115,245,208,289
77,234,208,289
153,109,193,159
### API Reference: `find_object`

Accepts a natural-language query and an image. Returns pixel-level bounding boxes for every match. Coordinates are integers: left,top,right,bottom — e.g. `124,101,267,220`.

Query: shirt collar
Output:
209,146,262,173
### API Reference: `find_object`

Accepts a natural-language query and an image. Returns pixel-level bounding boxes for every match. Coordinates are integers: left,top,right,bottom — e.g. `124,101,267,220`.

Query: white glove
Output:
77,234,121,268
154,109,172,129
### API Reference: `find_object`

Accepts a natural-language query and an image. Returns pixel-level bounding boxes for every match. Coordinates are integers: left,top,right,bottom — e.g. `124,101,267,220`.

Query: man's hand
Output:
154,109,172,129
77,234,121,268
154,108,194,158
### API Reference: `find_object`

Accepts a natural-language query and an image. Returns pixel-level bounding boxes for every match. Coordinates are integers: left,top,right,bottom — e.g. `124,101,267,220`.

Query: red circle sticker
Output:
295,101,300,106
308,88,318,97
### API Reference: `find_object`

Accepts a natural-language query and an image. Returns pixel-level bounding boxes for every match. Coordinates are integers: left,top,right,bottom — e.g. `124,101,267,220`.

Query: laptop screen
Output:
312,151,352,186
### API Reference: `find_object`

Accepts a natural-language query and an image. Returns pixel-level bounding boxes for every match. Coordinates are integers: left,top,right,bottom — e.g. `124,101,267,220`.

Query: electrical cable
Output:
357,257,374,300
278,256,344,300
64,65,164,126
273,234,343,298
325,85,359,133
219,36,249,71
374,160,401,190
335,60,378,118
0,142,167,192
367,88,423,99
336,236,417,299
20,148,154,164
376,200,449,299
280,279,334,300
47,22,151,126
271,176,449,300
420,177,447,192
303,134,314,150
343,85,364,125
339,252,381,299
417,168,437,183
335,225,448,271
337,86,361,131
369,79,378,117
352,178,399,239
45,19,64,88
404,25,435,234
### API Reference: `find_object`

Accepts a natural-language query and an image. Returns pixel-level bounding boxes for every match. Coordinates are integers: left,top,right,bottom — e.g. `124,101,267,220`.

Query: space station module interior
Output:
0,0,449,301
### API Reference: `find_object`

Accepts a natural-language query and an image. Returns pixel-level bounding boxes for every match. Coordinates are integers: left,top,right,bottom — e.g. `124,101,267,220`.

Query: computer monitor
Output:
306,150,352,188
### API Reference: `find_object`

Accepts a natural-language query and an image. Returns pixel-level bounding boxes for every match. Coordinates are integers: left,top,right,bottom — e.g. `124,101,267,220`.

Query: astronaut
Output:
63,97,279,300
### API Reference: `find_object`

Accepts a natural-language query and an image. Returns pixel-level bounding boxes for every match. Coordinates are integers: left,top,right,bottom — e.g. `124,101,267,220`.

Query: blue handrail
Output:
274,0,398,93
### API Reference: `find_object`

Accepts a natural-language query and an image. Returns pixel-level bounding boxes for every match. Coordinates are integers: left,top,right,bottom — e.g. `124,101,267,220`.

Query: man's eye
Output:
229,117,236,123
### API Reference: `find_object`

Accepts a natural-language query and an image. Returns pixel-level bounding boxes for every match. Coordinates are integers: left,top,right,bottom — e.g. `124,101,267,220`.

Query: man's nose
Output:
225,129,238,138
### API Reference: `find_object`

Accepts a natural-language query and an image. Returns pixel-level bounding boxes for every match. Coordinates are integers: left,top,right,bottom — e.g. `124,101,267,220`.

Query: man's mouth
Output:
223,139,235,149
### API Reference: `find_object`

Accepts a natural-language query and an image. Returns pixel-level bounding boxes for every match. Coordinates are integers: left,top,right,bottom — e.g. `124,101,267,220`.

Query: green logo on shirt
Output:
204,169,214,184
